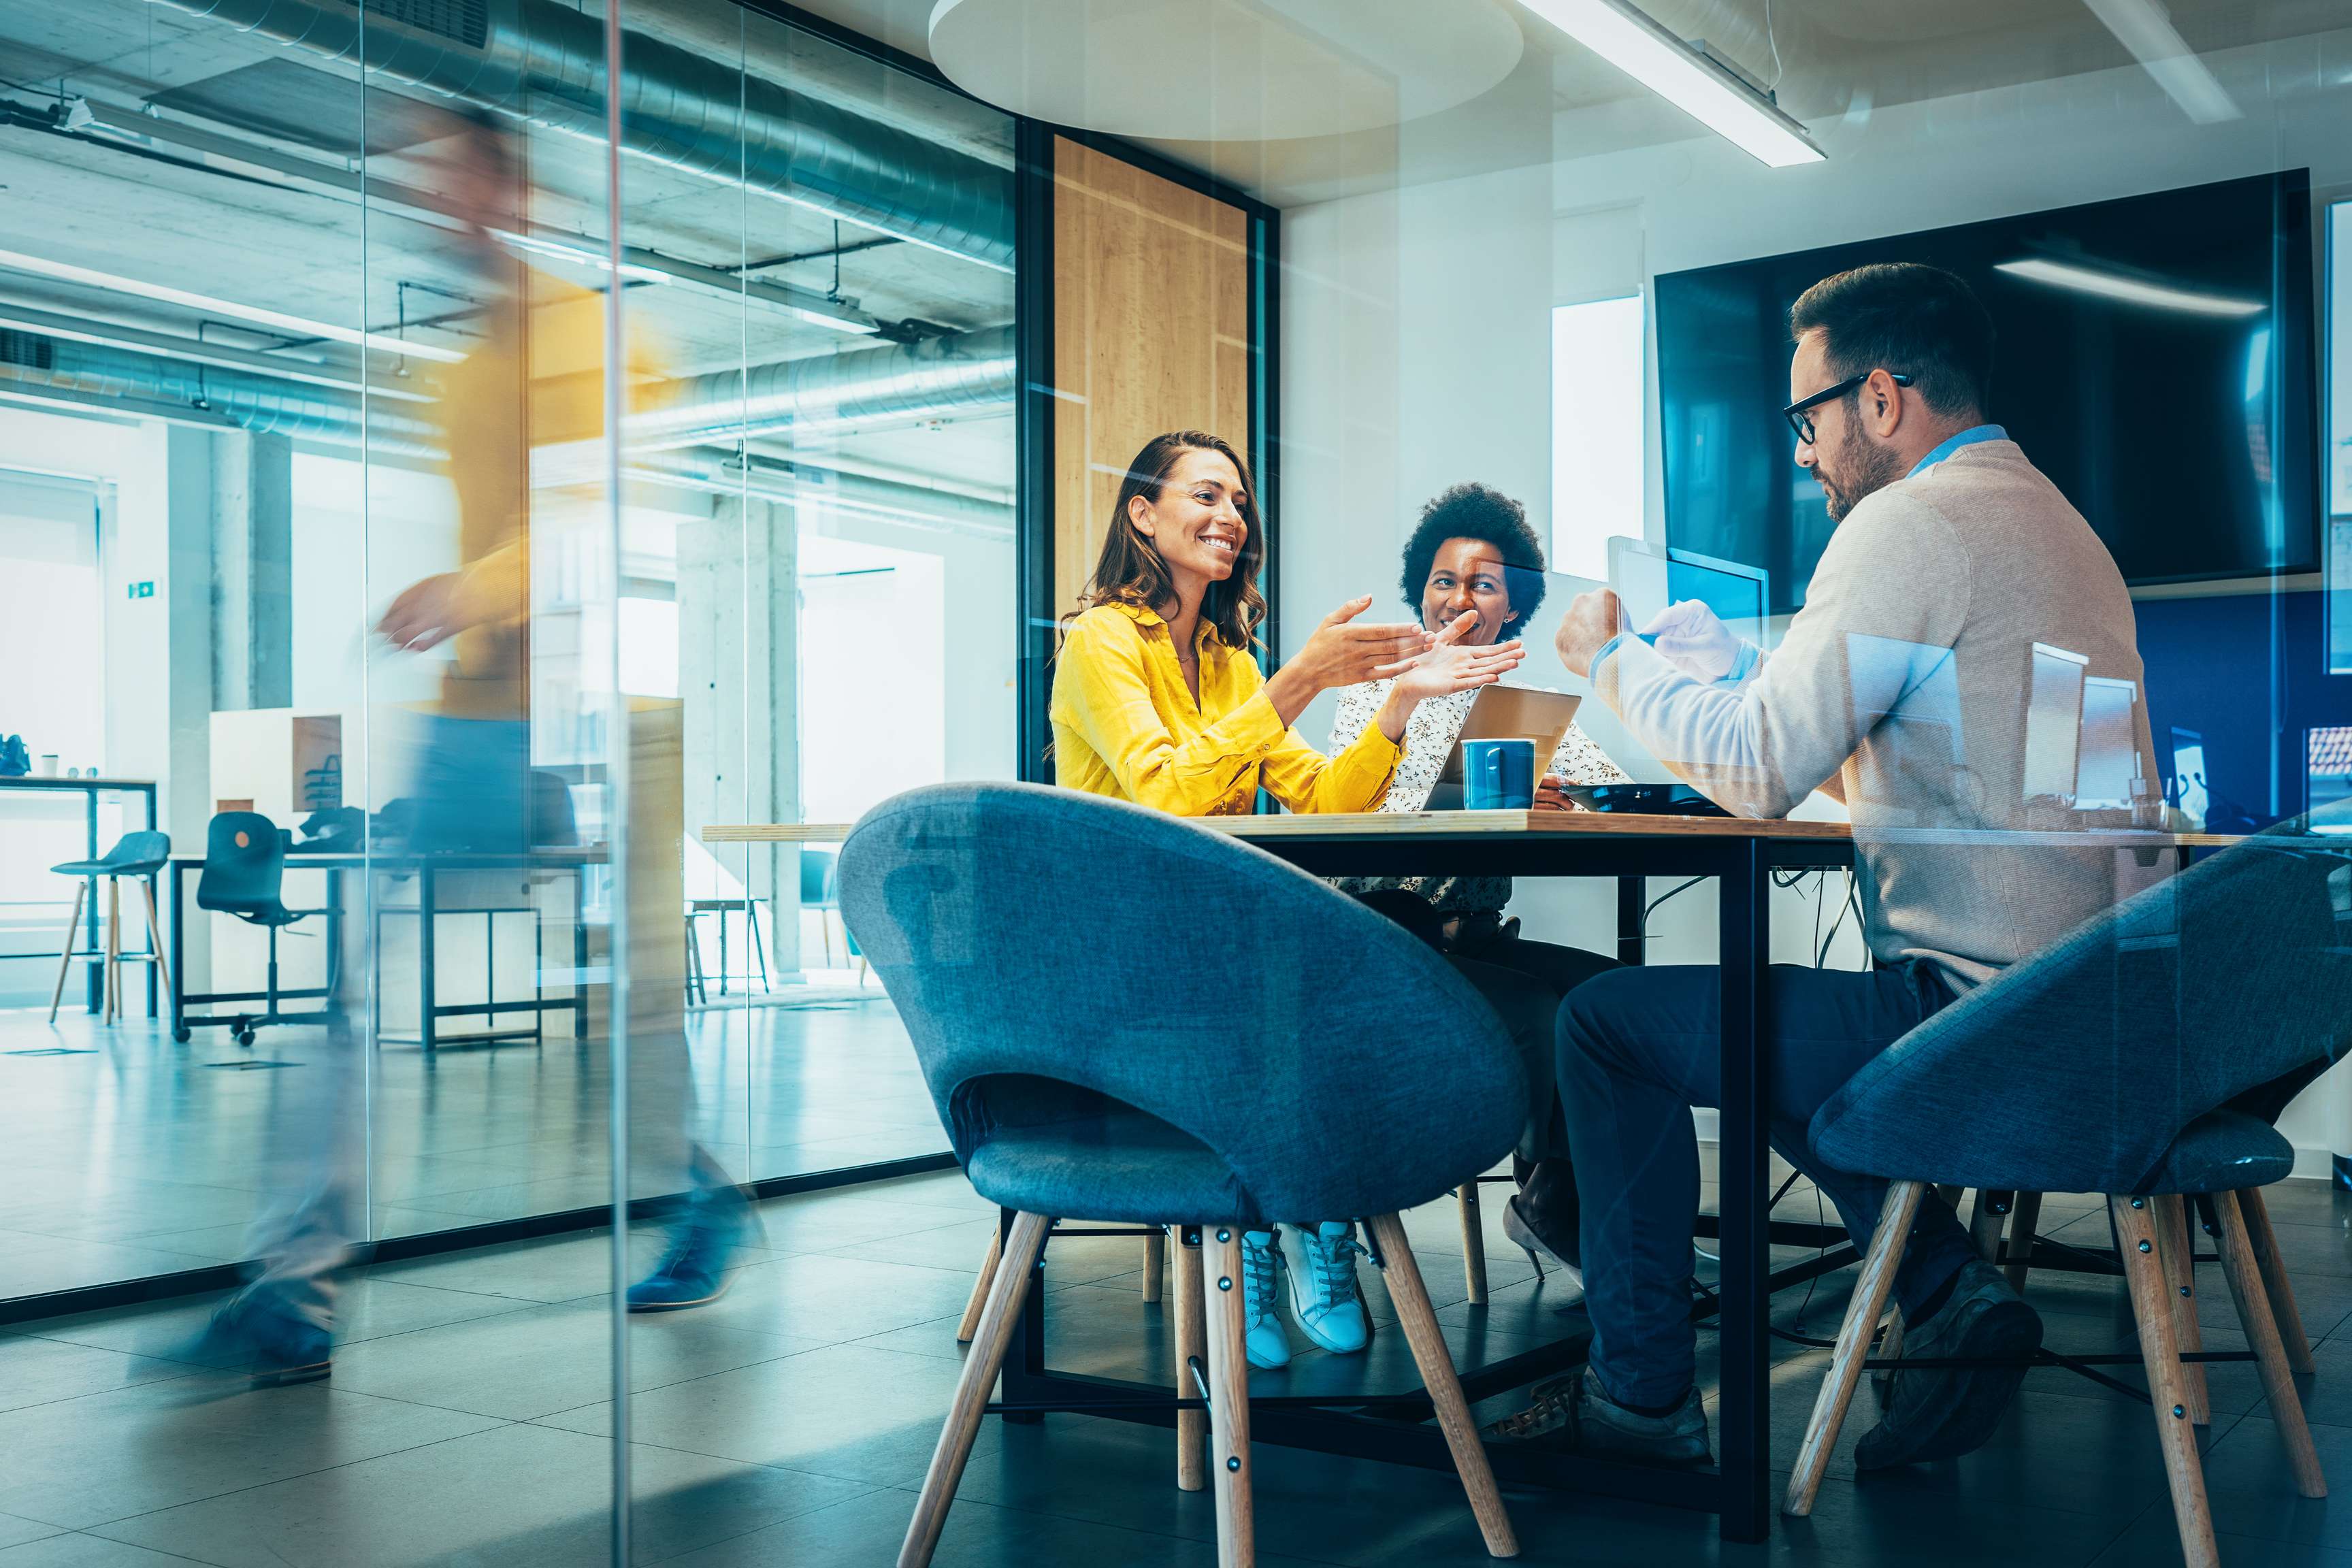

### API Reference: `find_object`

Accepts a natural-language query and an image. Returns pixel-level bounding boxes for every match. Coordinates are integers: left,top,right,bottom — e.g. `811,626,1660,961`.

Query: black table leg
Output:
420,864,438,1055
1001,1207,1047,1425
169,858,186,1042
574,866,589,1042
1716,842,1770,1544
143,789,159,1017
1617,875,1646,966
83,787,99,1013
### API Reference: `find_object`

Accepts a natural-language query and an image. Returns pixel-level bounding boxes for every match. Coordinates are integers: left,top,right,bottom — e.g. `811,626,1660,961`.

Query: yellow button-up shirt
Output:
1050,601,1402,815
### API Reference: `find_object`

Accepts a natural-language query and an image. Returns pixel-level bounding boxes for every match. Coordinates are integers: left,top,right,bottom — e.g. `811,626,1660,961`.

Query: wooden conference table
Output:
704,808,2215,1543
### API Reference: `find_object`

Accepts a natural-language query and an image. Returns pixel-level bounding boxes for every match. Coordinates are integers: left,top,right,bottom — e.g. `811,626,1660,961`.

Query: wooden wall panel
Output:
1051,138,1251,619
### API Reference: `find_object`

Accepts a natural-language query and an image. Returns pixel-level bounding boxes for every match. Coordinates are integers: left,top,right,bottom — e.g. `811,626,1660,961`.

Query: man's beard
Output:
1818,419,1906,523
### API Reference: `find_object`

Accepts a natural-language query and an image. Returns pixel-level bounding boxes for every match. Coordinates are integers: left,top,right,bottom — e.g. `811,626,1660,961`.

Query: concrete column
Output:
102,423,220,990
210,429,294,712
678,493,801,979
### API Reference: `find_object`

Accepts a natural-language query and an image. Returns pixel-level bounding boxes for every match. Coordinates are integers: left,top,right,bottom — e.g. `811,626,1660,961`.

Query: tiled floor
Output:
0,996,947,1301
0,1168,2347,1564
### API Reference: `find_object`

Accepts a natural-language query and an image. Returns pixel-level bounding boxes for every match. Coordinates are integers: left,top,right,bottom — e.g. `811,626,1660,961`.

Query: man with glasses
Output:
1489,263,2153,1474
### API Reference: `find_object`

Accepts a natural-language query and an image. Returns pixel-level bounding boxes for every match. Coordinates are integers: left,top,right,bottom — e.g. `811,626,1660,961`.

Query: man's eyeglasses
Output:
1782,370,1913,445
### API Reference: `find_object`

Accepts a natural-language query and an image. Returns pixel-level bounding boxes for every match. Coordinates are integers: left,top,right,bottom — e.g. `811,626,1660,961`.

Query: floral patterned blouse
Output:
1328,680,1631,919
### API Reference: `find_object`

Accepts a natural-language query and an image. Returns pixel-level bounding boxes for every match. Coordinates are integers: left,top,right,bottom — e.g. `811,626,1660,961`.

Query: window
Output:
1550,294,1647,580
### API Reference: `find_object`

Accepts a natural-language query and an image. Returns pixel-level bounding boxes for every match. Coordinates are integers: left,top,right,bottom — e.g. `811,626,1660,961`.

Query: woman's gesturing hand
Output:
1387,610,1525,703
1261,595,1433,727
1295,595,1432,689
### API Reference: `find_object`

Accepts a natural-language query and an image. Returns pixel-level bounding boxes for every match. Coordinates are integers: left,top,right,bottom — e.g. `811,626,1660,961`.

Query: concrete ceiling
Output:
789,0,2352,206
0,0,1018,499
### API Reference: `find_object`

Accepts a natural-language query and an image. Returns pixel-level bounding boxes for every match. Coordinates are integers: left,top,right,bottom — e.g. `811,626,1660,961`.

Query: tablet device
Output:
1608,535,1673,634
1424,686,1582,809
1608,536,1773,651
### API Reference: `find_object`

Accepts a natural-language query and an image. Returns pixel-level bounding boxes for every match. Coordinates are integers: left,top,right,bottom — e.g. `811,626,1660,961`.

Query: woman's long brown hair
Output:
1068,431,1268,651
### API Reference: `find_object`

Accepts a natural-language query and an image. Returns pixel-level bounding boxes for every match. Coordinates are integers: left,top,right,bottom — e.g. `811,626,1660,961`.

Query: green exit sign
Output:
126,581,153,599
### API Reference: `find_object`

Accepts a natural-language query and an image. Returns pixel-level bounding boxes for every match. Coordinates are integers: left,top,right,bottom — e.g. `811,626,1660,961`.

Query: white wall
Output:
1278,28,2352,1169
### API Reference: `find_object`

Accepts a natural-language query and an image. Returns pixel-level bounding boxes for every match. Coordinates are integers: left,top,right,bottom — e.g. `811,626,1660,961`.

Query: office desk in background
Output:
165,848,597,1054
704,807,2236,1543
0,775,159,1015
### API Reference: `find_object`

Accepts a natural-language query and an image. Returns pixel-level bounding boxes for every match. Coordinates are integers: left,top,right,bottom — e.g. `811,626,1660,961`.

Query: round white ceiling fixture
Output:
927,0,1526,142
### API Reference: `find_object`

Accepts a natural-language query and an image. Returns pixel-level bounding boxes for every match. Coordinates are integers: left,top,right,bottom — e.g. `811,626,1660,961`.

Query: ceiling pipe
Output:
0,328,440,453
632,325,1015,450
0,322,1013,459
144,0,1017,270
632,450,1012,541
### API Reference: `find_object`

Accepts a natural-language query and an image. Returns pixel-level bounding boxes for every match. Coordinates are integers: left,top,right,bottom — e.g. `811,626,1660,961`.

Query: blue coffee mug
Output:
1462,738,1537,810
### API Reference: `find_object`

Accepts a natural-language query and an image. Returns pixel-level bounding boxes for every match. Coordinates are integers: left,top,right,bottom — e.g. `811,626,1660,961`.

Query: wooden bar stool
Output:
46,830,172,1024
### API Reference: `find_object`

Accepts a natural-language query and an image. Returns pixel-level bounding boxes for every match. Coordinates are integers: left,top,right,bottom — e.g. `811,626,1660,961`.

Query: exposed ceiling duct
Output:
634,326,1015,450
0,324,1014,459
0,329,441,454
144,0,1017,270
633,450,1013,541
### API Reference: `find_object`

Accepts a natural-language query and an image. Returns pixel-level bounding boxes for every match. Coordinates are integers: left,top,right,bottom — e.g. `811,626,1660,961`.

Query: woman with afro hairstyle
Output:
1328,481,1631,1285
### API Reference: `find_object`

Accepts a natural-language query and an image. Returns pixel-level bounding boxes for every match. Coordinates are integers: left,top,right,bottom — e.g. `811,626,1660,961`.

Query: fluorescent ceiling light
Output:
2080,0,2241,125
1518,0,1824,167
1994,257,2264,318
497,230,879,336
494,229,672,287
0,248,467,364
777,302,884,336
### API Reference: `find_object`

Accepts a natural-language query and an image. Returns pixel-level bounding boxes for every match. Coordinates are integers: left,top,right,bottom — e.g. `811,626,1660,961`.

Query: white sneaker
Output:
1277,1221,1371,1355
1239,1230,1290,1369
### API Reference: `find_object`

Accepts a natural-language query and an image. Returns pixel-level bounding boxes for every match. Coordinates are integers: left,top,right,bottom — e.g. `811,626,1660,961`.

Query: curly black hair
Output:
1398,483,1548,640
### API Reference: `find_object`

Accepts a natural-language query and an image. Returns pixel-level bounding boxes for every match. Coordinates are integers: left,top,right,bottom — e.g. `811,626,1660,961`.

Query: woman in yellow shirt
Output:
1053,431,1521,816
1051,429,1522,1369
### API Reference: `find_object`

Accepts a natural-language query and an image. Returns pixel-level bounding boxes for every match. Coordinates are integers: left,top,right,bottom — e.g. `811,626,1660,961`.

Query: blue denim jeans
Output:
1557,960,1978,1409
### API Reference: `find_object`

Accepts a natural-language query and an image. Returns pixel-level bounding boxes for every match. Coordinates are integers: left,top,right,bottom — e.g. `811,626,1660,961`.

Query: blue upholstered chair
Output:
841,782,1526,1567
1786,823,2352,1567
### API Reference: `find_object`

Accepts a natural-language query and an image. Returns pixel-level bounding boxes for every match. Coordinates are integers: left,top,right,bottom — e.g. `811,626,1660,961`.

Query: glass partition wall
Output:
0,0,1016,1294
0,0,1017,1547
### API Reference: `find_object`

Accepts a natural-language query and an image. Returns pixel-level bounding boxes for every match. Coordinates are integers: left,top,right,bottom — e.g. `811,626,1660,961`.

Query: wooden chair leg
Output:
46,878,86,1025
957,1222,1003,1344
2004,1190,2042,1292
2214,1190,2326,1499
1175,1226,1207,1492
1202,1226,1258,1568
1141,1226,1165,1303
1365,1213,1518,1557
2242,1188,2315,1375
1458,1183,1489,1306
140,877,174,1003
900,1209,1051,1568
2112,1196,2218,1568
2156,1195,2212,1426
1787,1179,1923,1516
1967,1188,2011,1263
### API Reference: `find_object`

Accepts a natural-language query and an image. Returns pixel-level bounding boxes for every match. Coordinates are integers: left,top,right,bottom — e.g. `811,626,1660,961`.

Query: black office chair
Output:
195,811,335,1047
47,830,172,1025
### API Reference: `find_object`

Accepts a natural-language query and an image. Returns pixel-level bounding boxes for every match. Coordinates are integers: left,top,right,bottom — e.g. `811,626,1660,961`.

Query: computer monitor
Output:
1607,537,1771,652
2023,642,2089,804
2074,676,2140,810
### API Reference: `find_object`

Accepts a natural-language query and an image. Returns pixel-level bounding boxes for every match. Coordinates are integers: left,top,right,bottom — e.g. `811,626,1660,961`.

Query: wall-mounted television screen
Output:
1656,171,2316,613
